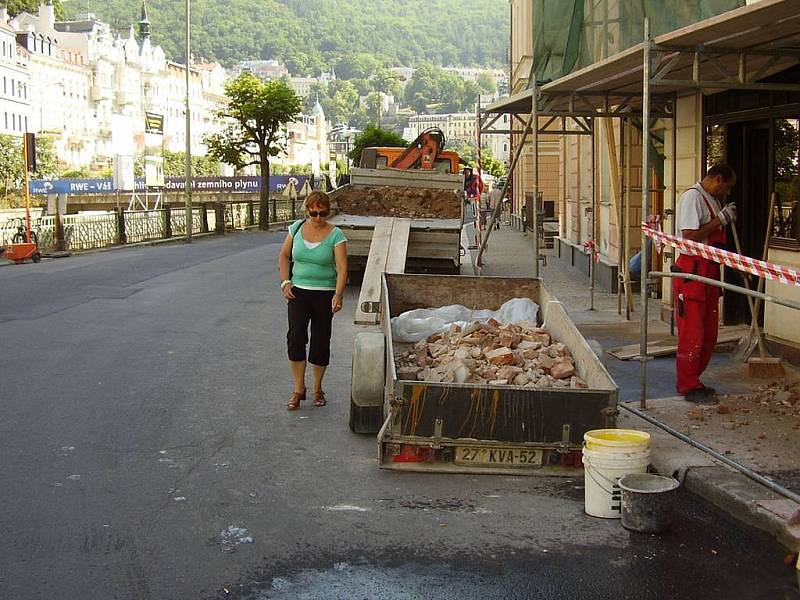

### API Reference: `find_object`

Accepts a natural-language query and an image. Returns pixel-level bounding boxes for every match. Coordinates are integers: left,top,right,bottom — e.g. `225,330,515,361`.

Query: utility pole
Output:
184,0,193,242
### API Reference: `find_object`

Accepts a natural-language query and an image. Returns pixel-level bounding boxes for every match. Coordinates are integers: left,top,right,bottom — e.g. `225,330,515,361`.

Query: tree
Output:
372,68,401,98
6,0,66,19
0,134,58,206
349,125,407,166
482,154,505,178
476,71,497,94
364,92,383,124
163,150,221,177
204,73,302,228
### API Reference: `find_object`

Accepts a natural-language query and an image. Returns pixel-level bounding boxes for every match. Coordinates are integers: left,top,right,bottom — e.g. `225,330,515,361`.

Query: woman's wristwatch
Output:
281,280,292,289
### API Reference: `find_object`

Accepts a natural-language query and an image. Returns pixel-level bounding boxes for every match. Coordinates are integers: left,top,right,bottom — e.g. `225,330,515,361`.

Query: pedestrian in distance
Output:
489,186,503,230
464,166,485,204
278,191,348,410
673,163,737,404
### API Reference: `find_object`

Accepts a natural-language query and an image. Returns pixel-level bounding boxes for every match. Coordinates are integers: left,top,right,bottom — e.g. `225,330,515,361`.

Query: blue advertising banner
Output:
29,175,309,195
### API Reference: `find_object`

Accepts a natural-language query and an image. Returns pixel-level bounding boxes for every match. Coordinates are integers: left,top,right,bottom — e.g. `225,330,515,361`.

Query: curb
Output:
621,404,800,552
683,466,800,552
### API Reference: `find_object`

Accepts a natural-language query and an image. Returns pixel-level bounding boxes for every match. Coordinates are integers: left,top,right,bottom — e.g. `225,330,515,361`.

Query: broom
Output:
732,192,776,361
730,224,784,378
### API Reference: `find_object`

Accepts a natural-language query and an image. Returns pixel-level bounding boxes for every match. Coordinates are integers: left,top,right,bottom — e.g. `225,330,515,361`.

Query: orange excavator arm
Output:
390,127,445,170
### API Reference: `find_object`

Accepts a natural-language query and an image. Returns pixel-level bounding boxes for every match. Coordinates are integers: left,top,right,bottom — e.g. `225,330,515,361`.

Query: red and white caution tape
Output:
642,224,800,288
583,239,600,262
644,214,663,253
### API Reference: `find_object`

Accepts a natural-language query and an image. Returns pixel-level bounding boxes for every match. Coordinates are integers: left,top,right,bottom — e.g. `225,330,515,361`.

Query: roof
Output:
485,0,800,117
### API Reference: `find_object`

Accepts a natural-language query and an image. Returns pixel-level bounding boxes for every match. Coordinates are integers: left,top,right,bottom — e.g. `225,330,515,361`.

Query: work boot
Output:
685,386,717,404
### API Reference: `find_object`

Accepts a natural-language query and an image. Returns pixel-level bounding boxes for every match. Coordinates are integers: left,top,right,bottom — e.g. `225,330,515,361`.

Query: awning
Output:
484,0,800,118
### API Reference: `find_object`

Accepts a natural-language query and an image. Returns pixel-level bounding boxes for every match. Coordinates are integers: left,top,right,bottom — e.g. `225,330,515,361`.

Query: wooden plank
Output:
385,218,411,274
607,326,748,361
355,217,394,325
602,117,635,315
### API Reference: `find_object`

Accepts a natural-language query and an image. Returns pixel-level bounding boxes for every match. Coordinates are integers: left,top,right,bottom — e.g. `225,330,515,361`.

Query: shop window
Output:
772,118,800,244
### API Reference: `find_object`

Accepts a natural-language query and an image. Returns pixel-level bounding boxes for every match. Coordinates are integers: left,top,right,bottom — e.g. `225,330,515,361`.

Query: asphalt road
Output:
0,232,797,600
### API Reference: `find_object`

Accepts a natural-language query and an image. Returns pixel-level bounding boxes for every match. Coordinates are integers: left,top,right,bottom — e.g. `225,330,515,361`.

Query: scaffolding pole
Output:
640,18,652,410
590,118,596,310
624,115,632,320
532,77,540,278
670,94,678,335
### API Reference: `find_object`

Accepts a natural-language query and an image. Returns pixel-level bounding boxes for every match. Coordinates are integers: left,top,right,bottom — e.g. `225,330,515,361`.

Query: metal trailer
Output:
328,167,465,279
351,273,619,475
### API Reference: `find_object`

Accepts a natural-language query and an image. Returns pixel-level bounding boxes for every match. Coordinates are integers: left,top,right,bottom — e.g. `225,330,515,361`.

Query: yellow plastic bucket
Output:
584,429,650,453
582,429,652,519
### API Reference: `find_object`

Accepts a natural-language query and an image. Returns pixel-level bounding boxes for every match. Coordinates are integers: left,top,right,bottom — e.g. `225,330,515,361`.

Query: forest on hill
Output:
44,0,509,75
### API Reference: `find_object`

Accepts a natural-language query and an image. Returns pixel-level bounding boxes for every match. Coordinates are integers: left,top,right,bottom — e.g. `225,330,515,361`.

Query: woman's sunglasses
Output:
307,210,330,218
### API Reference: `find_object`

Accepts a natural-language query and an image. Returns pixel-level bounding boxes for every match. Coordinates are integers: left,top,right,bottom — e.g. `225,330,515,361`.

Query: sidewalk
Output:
473,222,800,554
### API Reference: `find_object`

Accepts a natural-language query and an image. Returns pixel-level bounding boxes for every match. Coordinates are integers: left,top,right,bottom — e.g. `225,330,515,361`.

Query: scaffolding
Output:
481,0,800,407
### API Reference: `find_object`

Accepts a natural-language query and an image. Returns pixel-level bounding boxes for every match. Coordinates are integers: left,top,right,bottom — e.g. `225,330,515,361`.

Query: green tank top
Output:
289,219,347,290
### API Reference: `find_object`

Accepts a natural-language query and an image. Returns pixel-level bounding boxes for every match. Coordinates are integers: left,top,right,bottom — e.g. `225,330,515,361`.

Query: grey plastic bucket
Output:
619,473,680,533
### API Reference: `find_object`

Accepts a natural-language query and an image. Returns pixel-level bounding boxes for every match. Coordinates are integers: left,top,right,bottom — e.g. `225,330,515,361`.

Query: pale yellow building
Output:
488,0,800,353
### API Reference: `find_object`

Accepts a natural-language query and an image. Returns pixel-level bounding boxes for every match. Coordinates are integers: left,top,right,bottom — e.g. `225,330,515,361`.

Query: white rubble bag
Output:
390,297,539,343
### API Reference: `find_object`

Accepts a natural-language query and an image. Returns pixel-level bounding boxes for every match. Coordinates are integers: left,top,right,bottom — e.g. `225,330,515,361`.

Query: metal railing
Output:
1,198,292,256
170,207,204,237
125,210,166,244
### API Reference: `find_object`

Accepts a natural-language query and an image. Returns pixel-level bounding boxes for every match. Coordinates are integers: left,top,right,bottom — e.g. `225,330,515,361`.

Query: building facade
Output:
499,0,800,353
0,14,30,136
6,3,227,171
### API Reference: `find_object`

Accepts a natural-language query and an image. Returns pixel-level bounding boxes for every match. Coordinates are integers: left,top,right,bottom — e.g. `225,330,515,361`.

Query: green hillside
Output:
67,0,508,74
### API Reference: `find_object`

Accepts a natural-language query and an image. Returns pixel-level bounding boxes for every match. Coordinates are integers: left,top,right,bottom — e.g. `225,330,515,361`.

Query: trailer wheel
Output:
349,331,385,434
32,252,41,263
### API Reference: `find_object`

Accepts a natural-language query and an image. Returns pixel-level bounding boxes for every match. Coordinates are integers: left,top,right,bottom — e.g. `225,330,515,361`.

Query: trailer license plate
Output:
454,447,542,467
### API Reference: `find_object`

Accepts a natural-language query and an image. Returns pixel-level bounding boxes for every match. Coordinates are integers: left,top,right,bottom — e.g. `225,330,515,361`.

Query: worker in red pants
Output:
673,163,737,403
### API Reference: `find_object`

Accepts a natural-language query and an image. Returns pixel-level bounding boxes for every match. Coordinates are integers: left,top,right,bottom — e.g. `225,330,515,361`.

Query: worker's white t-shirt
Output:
676,183,721,253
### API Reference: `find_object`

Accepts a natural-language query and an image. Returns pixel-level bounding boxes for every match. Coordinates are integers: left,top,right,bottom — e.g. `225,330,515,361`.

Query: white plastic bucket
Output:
582,431,651,519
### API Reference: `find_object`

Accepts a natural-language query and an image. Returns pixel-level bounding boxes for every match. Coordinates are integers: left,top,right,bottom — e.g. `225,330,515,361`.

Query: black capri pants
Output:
287,287,335,366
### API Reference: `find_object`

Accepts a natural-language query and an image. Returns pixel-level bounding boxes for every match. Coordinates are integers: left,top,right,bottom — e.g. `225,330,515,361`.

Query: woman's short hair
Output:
305,191,331,212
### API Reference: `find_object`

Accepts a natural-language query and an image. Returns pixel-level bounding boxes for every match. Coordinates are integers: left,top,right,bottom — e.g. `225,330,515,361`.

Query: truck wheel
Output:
349,331,385,434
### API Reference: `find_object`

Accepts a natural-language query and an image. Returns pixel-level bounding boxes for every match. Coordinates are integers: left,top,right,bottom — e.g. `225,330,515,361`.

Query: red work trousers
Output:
674,280,719,395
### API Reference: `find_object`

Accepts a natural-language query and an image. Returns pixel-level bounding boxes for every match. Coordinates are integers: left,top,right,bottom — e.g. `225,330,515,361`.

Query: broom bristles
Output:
746,357,784,379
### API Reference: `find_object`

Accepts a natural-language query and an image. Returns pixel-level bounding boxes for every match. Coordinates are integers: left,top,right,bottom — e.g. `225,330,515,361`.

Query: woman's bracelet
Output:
281,280,292,289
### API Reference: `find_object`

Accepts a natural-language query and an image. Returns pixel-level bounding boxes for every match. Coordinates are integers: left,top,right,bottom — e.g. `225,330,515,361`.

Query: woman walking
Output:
278,191,348,410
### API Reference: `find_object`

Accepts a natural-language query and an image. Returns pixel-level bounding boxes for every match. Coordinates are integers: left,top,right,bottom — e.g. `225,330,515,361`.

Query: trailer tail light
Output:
393,444,435,463
561,450,584,467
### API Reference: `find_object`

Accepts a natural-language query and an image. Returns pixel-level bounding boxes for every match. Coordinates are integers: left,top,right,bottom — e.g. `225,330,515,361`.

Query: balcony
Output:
114,90,136,106
90,85,112,102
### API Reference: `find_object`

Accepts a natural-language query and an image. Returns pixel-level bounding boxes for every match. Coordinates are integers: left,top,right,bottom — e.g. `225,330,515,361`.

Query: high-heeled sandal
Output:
313,390,326,407
287,390,305,411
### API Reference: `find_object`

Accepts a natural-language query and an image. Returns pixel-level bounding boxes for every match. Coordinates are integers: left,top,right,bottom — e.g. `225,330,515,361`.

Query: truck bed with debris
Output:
358,273,618,475
328,168,464,277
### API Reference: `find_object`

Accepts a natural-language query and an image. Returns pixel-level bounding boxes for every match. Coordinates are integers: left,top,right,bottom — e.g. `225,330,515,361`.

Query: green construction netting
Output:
533,0,747,84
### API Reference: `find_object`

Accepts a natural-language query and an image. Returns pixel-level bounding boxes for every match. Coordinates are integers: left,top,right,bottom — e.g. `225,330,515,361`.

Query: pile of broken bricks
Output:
394,318,589,389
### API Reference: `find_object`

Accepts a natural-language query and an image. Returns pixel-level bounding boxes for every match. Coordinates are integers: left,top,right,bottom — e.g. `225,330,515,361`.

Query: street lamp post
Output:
184,0,192,242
